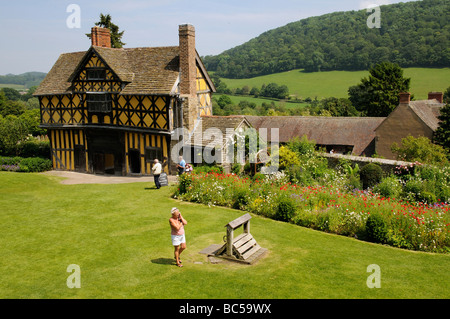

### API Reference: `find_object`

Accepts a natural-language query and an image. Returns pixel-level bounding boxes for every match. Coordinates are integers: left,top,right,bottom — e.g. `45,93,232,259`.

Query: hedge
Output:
0,156,52,172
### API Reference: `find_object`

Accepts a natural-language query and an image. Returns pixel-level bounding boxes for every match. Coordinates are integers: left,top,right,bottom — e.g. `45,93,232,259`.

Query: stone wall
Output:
322,153,412,174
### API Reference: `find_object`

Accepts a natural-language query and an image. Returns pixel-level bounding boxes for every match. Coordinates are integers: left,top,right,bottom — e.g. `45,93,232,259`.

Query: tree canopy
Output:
348,62,410,117
86,14,125,48
391,135,448,165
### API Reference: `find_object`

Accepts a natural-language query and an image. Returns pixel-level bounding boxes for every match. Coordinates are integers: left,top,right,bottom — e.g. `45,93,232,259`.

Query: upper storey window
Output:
87,93,111,113
87,68,106,81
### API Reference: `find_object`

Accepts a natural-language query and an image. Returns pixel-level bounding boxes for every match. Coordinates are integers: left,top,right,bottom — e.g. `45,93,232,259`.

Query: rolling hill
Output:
0,72,47,89
203,0,450,78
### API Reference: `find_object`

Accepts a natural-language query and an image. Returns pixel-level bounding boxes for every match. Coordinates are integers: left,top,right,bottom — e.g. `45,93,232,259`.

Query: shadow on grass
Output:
144,186,170,190
151,258,175,265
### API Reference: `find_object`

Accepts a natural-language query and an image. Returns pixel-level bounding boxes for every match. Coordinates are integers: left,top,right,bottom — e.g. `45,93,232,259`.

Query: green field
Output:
0,171,449,299
219,68,450,100
0,83,26,90
223,94,309,109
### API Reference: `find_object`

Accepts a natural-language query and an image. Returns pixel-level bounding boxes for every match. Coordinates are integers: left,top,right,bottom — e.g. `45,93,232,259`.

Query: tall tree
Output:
348,62,410,117
433,102,450,155
86,14,125,48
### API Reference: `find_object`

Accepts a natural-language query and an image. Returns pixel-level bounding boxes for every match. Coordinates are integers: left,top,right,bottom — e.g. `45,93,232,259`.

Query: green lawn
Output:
219,67,450,100
0,172,449,298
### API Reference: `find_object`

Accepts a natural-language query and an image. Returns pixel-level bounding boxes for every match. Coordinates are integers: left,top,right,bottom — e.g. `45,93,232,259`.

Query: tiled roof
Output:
375,99,444,135
34,46,181,96
187,115,384,156
34,51,85,96
82,46,135,83
120,46,180,95
409,99,443,131
246,115,385,155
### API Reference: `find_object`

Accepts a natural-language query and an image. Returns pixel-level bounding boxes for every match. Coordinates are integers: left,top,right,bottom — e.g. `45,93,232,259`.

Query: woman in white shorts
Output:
169,207,187,267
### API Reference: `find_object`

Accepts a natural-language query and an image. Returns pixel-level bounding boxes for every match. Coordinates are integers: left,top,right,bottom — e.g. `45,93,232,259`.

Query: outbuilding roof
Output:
246,115,385,155
407,99,443,131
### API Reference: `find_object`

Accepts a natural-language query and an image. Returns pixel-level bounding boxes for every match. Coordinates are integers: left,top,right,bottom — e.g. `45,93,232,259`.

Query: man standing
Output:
152,159,162,189
169,207,187,267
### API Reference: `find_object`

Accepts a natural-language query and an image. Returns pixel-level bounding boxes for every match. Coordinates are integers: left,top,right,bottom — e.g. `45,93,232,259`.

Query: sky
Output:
0,0,418,75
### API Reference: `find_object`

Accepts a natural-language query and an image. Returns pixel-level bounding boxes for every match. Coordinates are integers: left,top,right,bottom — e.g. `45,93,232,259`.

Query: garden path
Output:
42,170,178,185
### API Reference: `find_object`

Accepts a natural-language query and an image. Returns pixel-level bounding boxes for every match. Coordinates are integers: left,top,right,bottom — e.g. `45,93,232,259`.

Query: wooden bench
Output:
212,213,267,264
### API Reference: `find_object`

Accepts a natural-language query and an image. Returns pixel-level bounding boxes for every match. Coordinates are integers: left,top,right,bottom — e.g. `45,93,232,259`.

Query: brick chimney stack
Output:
178,24,197,96
178,24,198,134
399,92,411,104
91,26,111,48
428,92,443,103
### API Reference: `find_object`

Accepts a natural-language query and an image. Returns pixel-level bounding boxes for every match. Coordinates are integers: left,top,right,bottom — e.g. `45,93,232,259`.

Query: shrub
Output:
193,165,223,174
304,156,330,179
18,140,51,159
374,176,402,198
252,172,265,182
0,156,52,172
0,156,22,166
393,161,422,180
316,212,331,232
231,163,242,175
177,173,193,195
416,164,450,202
277,146,300,171
365,213,388,244
286,165,304,184
18,157,52,172
232,188,250,210
360,163,383,189
286,135,316,157
418,191,436,204
387,229,412,250
243,162,252,175
391,135,448,165
346,174,362,190
402,177,424,201
275,194,297,222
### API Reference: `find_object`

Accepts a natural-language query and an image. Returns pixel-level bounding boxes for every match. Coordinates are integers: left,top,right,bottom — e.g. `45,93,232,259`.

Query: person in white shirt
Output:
151,159,162,189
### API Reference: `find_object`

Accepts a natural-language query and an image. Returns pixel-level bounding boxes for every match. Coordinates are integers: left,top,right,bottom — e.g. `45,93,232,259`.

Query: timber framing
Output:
35,25,216,176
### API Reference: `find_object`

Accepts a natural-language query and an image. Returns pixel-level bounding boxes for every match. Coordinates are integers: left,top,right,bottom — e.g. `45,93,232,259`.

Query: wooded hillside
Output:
0,72,47,88
203,0,449,78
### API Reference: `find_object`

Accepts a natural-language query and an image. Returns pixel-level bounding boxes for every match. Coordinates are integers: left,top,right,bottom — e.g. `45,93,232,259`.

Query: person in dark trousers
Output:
151,159,162,189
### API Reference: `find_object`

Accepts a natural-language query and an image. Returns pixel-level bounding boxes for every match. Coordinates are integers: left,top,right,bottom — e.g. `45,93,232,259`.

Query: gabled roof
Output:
34,45,214,96
408,99,443,131
34,51,85,96
66,46,134,84
375,99,444,133
246,116,385,155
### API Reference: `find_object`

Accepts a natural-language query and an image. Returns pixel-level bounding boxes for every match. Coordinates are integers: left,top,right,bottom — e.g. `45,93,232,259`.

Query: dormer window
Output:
87,68,106,80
